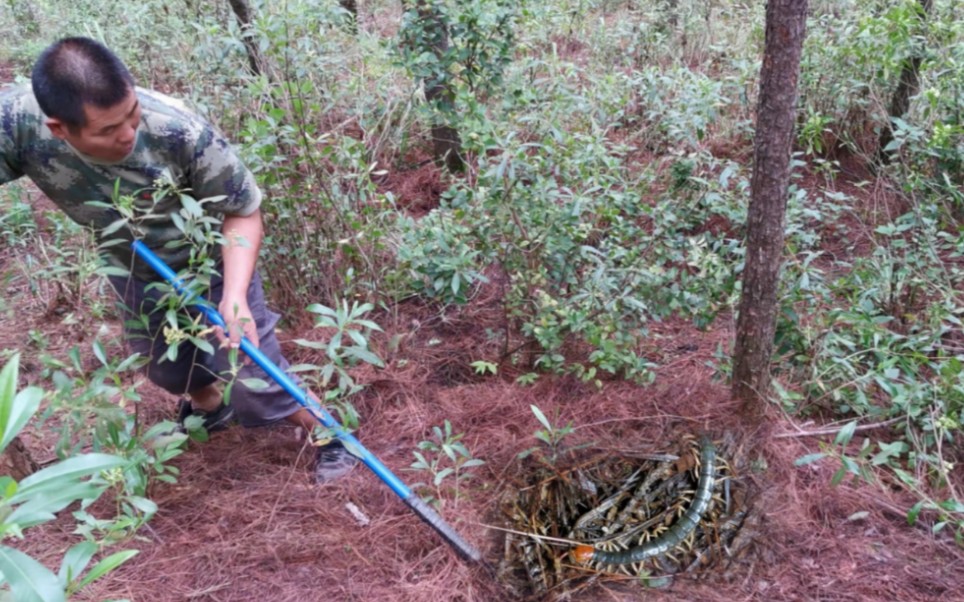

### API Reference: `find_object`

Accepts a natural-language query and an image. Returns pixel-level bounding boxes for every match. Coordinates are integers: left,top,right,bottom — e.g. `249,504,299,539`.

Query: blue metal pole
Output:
131,241,481,562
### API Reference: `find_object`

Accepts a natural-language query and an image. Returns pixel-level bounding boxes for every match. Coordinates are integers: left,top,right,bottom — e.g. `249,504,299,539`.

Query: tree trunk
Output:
732,0,809,417
410,0,464,173
339,0,359,32
0,436,38,481
226,0,265,77
876,0,933,165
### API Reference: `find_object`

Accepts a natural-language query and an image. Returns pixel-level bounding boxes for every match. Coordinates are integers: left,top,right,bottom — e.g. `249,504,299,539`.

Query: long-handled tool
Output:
132,240,482,563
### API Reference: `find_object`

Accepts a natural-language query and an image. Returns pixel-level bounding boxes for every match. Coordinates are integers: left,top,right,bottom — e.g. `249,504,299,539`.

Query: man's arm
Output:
218,207,263,349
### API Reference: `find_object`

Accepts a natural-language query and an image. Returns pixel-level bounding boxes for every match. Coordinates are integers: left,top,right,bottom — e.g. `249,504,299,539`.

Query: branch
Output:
774,416,902,439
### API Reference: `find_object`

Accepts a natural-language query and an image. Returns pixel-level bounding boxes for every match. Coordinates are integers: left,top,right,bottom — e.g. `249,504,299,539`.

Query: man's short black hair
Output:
31,37,134,129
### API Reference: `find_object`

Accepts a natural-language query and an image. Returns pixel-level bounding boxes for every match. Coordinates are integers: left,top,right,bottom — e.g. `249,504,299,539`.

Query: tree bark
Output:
732,0,809,417
226,0,265,77
0,436,38,481
339,0,359,32
876,0,933,165
410,0,464,172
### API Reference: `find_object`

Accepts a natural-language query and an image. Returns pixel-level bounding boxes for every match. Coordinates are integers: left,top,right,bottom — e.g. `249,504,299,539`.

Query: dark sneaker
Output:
313,440,359,484
175,398,236,433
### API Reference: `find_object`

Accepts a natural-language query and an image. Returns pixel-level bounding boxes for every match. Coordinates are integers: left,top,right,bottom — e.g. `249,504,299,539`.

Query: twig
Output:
773,416,902,439
474,522,580,547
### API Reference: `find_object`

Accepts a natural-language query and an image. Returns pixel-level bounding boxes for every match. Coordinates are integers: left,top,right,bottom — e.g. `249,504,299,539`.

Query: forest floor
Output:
4,152,964,602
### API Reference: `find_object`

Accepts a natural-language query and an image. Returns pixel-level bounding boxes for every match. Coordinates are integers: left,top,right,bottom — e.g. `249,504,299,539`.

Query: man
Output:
0,37,355,483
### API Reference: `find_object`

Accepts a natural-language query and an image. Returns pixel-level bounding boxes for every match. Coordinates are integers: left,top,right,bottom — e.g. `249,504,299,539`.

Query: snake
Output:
571,436,716,567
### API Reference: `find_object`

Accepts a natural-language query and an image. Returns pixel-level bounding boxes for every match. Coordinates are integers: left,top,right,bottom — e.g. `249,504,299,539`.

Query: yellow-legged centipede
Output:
572,437,716,567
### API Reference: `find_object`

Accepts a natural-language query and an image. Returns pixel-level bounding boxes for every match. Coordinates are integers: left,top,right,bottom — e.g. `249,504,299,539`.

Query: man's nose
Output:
118,123,137,145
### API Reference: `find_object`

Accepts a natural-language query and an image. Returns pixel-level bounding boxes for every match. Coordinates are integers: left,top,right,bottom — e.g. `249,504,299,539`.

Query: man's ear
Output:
45,118,68,139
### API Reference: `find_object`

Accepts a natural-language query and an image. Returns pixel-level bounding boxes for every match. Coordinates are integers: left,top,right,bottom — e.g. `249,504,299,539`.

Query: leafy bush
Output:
0,355,139,601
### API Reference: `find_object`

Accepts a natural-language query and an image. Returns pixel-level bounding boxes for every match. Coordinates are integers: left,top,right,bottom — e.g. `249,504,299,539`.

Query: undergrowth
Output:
0,3,962,591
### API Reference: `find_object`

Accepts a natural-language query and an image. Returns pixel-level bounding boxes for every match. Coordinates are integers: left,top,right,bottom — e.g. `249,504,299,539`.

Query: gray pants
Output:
108,270,302,427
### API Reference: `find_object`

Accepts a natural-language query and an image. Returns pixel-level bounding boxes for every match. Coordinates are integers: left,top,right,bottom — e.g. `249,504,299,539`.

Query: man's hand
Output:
217,294,259,350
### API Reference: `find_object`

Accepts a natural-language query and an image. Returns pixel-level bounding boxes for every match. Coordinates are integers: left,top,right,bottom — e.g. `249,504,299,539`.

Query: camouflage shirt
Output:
0,84,261,281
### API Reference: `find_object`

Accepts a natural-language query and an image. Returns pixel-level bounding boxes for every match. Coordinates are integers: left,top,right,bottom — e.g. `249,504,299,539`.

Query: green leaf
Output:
530,405,552,431
834,421,857,447
0,544,66,602
840,456,860,476
794,453,826,466
58,542,97,586
292,338,328,350
179,194,202,216
433,467,454,486
0,355,43,455
7,481,109,528
13,454,125,502
830,466,847,487
91,340,107,367
907,500,925,526
939,499,964,514
239,378,269,391
127,496,158,517
344,347,384,367
77,550,139,588
306,304,337,318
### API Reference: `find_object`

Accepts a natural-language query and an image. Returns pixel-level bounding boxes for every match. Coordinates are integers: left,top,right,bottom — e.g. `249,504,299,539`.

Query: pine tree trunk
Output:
0,436,38,481
732,0,809,417
226,0,265,77
411,0,464,172
339,0,359,32
876,0,933,165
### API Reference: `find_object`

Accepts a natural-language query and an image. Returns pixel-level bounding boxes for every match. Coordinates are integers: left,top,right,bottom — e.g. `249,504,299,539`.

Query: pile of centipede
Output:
496,433,756,597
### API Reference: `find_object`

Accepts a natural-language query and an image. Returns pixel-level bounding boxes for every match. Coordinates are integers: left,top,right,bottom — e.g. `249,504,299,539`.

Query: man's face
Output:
46,88,142,162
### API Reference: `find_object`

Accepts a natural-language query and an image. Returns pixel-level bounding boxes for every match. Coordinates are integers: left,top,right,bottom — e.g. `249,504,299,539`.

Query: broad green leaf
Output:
0,544,66,602
0,387,43,457
794,453,826,467
306,304,337,318
830,466,847,487
239,378,269,391
92,340,107,367
179,194,202,216
58,542,97,586
292,338,327,350
77,550,139,588
907,500,925,525
433,467,455,486
7,481,108,528
840,456,860,475
834,421,857,447
344,347,384,367
530,405,552,431
939,499,964,513
127,496,158,517
892,468,916,487
13,454,125,502
0,355,44,455
96,266,132,278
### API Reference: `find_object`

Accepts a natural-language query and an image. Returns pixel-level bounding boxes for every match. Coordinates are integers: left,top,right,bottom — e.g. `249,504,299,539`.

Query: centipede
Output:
497,432,756,597
572,437,716,567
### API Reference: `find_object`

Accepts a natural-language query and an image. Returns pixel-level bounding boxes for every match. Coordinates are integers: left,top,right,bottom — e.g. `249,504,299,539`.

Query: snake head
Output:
571,544,596,565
